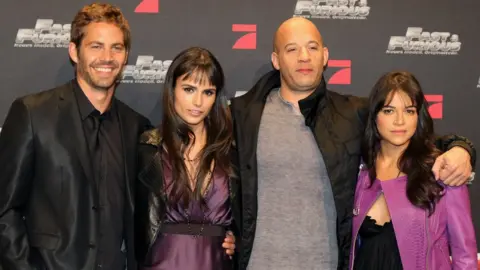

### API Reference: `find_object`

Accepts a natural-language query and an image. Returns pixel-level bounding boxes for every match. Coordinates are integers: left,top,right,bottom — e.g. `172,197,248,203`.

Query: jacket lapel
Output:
115,101,141,269
230,71,280,240
231,99,264,242
57,82,96,197
353,175,381,235
381,179,427,270
313,106,341,173
137,142,165,251
115,101,135,210
235,101,264,173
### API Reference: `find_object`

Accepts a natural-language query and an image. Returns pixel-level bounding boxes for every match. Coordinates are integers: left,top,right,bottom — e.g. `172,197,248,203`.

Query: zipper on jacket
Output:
350,189,383,270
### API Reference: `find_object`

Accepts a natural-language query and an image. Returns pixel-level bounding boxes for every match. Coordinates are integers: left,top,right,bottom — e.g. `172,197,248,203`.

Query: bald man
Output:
229,17,475,270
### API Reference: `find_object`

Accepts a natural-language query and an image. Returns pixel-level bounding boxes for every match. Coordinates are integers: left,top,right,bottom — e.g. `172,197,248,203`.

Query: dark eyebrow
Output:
182,83,216,92
86,41,103,46
181,83,196,89
85,41,124,48
383,105,416,109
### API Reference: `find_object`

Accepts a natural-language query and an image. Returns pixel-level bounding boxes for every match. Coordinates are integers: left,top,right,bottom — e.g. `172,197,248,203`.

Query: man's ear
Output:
68,42,79,64
322,46,329,67
271,51,280,70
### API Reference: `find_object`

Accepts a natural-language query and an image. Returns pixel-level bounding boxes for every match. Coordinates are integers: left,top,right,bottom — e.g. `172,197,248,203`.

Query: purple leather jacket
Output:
350,166,477,270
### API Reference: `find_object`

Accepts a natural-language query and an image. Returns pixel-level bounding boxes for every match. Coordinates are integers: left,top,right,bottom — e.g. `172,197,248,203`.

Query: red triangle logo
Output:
135,0,159,13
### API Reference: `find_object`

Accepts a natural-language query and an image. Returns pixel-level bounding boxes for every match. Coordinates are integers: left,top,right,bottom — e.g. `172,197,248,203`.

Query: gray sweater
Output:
247,89,338,270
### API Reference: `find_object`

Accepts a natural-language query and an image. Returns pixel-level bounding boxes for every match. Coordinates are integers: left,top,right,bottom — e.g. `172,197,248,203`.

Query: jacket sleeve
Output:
229,137,242,270
0,98,35,270
444,185,478,269
434,134,476,168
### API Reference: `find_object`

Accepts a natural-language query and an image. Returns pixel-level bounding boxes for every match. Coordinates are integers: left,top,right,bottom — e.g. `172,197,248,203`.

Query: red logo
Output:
232,24,257,50
327,60,351,85
425,95,443,119
135,0,159,13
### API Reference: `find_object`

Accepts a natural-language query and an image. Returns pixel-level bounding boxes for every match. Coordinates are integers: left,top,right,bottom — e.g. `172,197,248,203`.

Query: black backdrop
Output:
1,0,479,257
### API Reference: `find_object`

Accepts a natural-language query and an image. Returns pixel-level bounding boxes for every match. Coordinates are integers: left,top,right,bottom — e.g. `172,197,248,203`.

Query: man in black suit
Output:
0,4,238,269
0,4,236,268
0,3,149,270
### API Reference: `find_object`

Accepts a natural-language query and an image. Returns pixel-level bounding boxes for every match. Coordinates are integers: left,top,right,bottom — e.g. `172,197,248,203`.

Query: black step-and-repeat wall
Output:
1,0,479,258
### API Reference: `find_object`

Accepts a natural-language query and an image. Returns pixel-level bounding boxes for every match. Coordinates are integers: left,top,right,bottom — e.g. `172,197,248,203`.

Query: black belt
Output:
160,223,226,237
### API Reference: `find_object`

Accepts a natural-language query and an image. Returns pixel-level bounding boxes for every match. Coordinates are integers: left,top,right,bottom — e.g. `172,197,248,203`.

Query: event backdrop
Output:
1,0,480,257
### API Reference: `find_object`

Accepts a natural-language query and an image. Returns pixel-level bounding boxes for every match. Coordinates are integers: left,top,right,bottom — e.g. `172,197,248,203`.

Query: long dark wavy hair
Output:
361,71,443,215
161,47,233,207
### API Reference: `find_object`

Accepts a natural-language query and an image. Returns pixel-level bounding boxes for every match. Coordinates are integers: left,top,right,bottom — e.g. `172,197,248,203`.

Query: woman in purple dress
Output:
135,47,239,270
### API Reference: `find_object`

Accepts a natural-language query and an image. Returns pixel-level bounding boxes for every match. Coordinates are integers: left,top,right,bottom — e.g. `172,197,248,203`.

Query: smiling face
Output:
173,72,217,130
376,90,418,149
68,22,127,92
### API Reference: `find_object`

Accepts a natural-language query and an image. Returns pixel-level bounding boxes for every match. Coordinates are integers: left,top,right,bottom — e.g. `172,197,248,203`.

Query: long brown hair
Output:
362,71,444,215
161,47,233,207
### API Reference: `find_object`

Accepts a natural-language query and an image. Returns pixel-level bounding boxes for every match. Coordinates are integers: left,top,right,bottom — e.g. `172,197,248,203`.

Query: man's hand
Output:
222,231,235,258
432,147,472,186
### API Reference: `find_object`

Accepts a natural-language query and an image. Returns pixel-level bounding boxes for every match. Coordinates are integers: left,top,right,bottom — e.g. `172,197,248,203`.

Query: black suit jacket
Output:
0,81,151,270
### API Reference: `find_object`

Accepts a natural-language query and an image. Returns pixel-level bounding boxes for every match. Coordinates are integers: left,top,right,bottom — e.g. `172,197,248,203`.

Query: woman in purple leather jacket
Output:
349,71,478,270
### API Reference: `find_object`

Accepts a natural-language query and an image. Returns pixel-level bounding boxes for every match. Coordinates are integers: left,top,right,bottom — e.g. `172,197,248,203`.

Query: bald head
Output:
270,17,329,97
273,17,323,52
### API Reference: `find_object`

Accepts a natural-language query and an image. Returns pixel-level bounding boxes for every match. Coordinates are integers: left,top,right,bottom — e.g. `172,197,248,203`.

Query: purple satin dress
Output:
141,153,233,270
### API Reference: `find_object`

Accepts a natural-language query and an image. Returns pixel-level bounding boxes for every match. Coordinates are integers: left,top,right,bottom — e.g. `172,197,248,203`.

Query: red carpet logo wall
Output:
235,59,352,97
1,0,480,253
425,95,443,119
293,0,370,20
326,60,351,85
14,19,70,48
232,24,257,50
386,27,462,55
120,55,172,84
135,0,159,13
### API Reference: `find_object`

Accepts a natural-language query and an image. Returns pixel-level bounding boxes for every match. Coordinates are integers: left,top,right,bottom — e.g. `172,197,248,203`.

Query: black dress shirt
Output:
73,80,126,270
